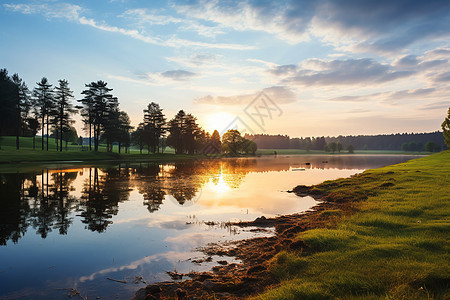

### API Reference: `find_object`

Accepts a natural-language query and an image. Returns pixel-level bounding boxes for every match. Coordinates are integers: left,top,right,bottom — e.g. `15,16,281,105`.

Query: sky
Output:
1,0,449,138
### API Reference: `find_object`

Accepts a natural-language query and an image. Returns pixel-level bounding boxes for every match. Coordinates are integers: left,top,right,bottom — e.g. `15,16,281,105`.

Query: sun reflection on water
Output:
211,168,231,194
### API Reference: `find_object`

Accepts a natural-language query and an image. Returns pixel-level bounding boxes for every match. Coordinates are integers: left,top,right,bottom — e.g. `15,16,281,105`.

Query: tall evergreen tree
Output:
183,113,201,154
79,81,118,151
117,111,133,153
167,110,186,154
0,69,17,146
54,79,76,151
78,85,95,150
442,108,450,148
33,77,54,151
209,130,222,154
131,123,145,154
11,73,31,150
166,110,202,154
143,102,166,153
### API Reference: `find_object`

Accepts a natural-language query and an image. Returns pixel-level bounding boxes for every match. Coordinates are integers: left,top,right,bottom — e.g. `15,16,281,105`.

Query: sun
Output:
206,112,234,133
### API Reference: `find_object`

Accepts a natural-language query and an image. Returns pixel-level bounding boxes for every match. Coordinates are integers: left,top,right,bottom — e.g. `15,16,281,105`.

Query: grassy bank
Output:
257,151,449,299
0,136,200,165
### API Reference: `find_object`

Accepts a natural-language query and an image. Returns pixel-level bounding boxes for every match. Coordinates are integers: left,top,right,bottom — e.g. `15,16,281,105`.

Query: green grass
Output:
257,151,450,300
0,136,199,169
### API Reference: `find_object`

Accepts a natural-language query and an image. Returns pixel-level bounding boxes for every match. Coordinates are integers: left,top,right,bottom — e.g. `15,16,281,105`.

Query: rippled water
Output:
0,155,423,299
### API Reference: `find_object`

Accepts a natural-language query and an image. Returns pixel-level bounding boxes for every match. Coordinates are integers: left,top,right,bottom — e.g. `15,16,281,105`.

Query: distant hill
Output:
245,131,446,151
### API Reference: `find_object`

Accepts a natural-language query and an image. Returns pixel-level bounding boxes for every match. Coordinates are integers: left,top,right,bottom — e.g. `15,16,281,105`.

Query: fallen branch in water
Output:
106,277,127,284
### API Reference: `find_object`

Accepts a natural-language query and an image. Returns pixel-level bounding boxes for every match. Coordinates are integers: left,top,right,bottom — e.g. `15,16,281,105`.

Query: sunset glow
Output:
1,1,448,137
206,112,234,133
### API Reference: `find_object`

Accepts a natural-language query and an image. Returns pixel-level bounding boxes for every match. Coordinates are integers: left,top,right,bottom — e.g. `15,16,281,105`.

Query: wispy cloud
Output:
109,69,197,86
174,0,313,44
4,2,254,50
327,87,441,105
173,0,450,55
166,53,221,68
4,2,82,21
122,8,226,38
272,58,414,86
161,70,196,81
420,101,450,111
195,85,296,106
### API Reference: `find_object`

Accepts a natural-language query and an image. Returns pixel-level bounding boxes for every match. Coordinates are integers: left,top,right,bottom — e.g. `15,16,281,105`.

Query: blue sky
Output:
1,0,449,137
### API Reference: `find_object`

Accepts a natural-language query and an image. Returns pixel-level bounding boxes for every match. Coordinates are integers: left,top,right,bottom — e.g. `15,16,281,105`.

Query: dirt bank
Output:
131,175,371,300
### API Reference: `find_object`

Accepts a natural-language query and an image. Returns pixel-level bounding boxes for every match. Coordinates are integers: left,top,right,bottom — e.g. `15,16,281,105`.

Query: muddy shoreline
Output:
131,183,361,300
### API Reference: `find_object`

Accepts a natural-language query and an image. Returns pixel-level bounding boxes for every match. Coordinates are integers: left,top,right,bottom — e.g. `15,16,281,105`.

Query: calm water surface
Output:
0,155,423,299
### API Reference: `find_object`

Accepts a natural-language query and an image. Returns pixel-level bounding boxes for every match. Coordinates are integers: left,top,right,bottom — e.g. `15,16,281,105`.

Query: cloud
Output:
433,72,450,82
328,94,379,102
327,87,440,105
420,101,450,111
166,54,218,68
78,16,253,50
4,2,254,50
311,0,450,54
161,70,196,81
277,58,414,86
3,3,82,21
195,85,296,106
109,69,197,86
78,16,162,44
121,8,183,26
423,48,450,60
122,8,226,38
174,0,450,54
393,55,419,68
262,86,297,104
267,64,298,76
174,0,314,44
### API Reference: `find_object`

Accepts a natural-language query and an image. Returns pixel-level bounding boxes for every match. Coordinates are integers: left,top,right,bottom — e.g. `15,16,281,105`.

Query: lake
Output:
0,155,423,299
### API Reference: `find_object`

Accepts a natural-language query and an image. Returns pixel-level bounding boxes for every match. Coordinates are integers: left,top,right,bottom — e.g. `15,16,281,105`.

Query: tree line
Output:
0,68,256,155
246,131,447,152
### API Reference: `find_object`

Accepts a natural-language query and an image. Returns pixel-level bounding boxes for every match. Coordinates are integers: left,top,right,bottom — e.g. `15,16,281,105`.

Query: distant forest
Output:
245,131,447,152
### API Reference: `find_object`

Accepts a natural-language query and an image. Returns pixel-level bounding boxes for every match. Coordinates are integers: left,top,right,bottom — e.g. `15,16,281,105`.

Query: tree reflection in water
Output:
0,159,257,245
79,166,132,233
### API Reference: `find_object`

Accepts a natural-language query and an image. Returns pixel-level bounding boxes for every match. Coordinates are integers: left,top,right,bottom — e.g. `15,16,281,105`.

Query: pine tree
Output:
0,69,17,147
118,111,133,153
79,81,118,151
33,77,54,151
442,108,450,148
183,113,201,154
143,102,166,153
78,84,95,150
54,79,76,151
209,130,222,154
167,110,186,154
11,73,31,150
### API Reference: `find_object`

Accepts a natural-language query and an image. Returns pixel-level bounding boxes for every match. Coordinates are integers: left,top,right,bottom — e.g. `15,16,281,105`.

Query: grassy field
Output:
0,136,176,153
257,151,449,299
